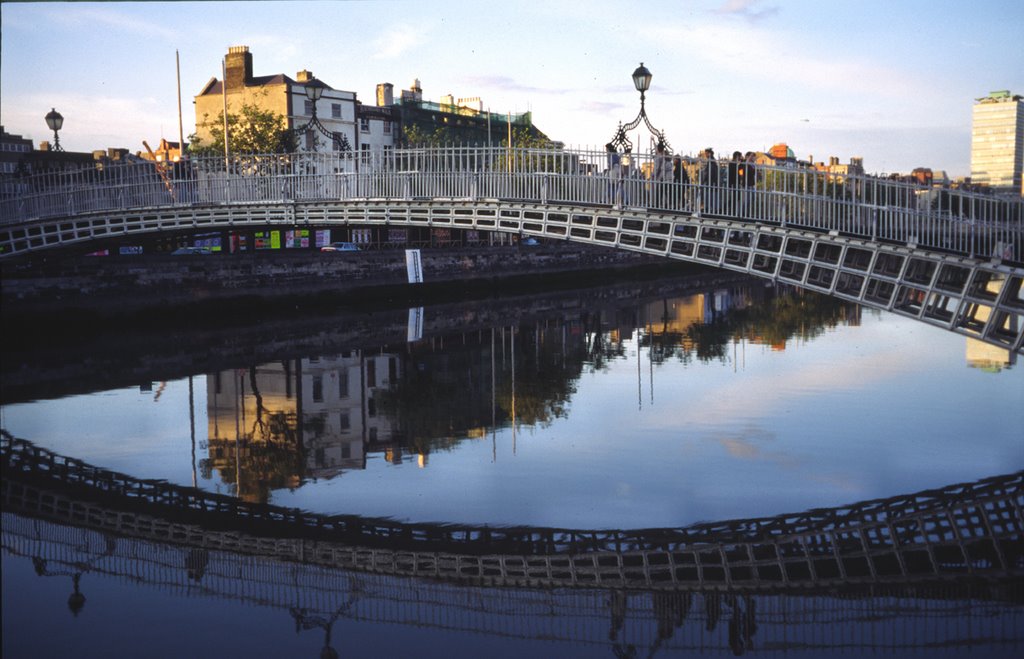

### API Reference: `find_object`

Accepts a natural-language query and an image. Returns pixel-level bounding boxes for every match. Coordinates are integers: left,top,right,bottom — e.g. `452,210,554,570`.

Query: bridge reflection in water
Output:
3,433,1021,656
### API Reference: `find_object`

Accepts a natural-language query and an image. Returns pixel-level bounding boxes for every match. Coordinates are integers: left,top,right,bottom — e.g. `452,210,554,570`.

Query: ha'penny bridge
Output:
2,432,1022,653
1,147,1023,352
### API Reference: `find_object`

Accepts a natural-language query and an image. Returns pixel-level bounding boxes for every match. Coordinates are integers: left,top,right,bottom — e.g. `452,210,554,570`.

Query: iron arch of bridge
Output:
2,434,1022,594
3,198,1023,352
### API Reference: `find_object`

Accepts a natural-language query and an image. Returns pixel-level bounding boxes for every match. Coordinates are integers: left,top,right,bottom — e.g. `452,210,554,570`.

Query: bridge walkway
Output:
2,147,1023,352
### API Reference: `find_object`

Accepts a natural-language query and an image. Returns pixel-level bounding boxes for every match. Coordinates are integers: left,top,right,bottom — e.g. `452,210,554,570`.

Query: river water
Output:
2,273,1022,657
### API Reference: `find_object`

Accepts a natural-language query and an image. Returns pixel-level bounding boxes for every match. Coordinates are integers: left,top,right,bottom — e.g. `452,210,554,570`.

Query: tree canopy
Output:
189,100,296,156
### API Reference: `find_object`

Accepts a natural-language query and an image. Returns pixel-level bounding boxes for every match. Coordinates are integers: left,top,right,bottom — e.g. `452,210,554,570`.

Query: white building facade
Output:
971,90,1024,195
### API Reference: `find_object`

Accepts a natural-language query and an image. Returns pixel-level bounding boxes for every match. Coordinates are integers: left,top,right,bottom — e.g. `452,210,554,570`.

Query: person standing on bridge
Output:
672,154,690,211
697,148,720,217
606,143,624,209
741,152,758,217
653,141,673,209
728,151,744,216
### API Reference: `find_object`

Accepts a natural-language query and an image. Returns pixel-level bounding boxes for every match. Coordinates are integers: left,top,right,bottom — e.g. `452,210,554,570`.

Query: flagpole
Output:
176,50,185,159
222,57,230,174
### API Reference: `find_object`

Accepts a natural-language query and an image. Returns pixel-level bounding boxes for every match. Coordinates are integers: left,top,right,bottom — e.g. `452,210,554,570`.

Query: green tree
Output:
189,99,295,156
400,124,460,147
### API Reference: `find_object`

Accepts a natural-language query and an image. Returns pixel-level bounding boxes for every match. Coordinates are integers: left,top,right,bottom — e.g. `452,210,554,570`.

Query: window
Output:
304,99,314,116
312,375,323,402
305,132,316,150
360,117,370,133
366,360,376,388
338,368,349,398
332,103,342,119
339,411,350,431
332,132,344,151
383,121,392,135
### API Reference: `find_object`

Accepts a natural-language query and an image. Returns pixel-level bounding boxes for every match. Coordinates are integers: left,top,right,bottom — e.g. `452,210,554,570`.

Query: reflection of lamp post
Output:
608,63,669,153
45,107,65,152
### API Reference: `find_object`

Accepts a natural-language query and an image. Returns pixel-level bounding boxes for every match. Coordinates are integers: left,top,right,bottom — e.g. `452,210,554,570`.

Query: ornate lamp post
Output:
291,77,345,152
44,108,65,152
608,63,669,153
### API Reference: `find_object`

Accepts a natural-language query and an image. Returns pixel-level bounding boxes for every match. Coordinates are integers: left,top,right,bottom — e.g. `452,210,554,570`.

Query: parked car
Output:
171,246,213,255
320,242,361,252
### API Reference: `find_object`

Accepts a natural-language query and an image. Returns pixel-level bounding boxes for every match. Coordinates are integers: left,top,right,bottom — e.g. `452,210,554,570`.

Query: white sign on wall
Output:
405,249,423,284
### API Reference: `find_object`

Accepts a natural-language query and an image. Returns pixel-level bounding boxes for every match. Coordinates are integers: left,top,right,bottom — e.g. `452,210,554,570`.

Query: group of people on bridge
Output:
605,143,759,216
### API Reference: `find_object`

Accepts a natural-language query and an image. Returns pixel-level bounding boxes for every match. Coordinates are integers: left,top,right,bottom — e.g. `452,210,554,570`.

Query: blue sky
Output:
2,0,1022,176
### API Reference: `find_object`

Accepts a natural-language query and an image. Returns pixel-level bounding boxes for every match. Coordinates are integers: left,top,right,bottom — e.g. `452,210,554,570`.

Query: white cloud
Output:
655,21,921,99
47,5,179,42
716,0,780,21
372,24,425,60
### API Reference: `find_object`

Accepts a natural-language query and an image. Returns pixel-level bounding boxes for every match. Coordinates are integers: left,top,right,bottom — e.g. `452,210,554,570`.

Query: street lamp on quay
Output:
44,108,65,152
608,63,670,154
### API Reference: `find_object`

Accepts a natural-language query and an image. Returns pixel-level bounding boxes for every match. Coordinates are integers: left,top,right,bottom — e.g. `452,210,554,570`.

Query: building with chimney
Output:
194,46,361,154
971,90,1023,195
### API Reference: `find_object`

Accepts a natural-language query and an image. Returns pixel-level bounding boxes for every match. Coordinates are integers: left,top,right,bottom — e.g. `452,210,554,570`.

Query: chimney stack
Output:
225,45,253,91
376,82,394,107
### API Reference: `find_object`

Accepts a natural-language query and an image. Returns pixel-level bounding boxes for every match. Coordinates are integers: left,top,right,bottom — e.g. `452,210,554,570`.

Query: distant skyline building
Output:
970,90,1023,194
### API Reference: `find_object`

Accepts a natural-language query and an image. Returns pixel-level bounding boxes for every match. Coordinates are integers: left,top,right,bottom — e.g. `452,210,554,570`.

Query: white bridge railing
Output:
2,146,1022,261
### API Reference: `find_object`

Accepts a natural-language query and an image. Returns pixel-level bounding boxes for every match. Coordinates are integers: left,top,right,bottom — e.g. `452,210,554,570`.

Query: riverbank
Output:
1,244,686,321
1,264,753,404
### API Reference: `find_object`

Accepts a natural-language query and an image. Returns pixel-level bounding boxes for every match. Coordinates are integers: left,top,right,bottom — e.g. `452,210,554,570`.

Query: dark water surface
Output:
2,275,1022,657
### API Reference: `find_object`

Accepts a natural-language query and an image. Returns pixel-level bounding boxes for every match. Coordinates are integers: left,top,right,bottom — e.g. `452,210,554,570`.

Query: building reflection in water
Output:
967,337,1019,372
205,350,403,501
198,285,873,502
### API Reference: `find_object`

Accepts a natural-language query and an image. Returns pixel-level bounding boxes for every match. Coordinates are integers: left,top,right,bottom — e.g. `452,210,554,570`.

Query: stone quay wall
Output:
1,245,681,316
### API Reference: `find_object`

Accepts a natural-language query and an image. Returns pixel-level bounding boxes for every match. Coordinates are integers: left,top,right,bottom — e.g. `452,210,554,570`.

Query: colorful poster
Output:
255,231,282,250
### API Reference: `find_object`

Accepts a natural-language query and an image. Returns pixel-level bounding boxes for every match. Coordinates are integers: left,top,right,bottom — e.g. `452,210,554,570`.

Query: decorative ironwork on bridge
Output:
607,63,671,154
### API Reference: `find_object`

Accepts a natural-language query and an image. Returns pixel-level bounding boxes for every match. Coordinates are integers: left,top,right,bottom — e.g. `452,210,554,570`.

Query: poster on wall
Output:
195,232,222,252
254,231,282,250
315,230,331,248
432,228,452,245
230,233,248,252
285,229,311,248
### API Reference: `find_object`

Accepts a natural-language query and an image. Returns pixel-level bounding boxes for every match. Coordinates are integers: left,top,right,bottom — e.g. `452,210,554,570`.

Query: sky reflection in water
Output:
2,287,1021,531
